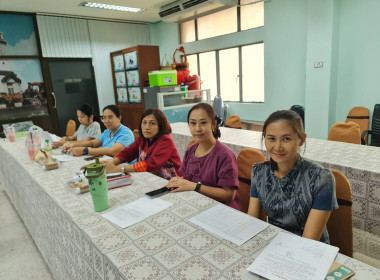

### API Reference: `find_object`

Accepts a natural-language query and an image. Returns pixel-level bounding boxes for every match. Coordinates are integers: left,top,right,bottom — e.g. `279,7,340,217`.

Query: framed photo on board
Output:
126,70,140,87
116,88,128,103
115,72,126,87
124,51,138,70
128,87,141,103
113,55,124,71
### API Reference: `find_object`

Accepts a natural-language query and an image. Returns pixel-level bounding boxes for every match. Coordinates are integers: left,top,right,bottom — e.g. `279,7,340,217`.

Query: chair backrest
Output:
133,129,139,140
187,139,198,149
290,105,305,129
225,114,242,129
345,106,369,144
66,120,76,137
327,169,353,257
236,148,266,219
327,122,361,144
370,104,380,146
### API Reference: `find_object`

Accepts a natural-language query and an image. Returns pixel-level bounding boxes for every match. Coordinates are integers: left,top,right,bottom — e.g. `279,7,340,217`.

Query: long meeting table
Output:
170,122,380,263
1,138,380,279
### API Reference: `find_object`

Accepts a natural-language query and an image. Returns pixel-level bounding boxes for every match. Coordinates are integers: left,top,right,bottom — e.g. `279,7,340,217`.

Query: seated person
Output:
65,105,134,157
166,103,239,210
247,110,338,244
53,104,102,147
105,108,181,180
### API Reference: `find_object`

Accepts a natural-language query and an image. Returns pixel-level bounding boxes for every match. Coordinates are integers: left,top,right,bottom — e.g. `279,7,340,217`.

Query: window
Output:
240,0,264,31
199,51,217,100
197,7,237,40
180,20,195,43
186,54,198,77
180,1,264,43
242,43,264,102
194,43,264,103
219,48,239,101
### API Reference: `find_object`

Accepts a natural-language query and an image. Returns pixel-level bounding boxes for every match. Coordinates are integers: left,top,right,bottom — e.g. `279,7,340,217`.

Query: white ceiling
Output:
1,0,176,23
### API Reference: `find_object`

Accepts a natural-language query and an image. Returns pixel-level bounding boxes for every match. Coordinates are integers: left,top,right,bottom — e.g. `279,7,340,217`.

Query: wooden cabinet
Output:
110,45,160,130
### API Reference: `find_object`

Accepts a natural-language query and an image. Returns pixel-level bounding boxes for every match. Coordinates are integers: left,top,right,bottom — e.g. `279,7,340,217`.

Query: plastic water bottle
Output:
84,158,108,212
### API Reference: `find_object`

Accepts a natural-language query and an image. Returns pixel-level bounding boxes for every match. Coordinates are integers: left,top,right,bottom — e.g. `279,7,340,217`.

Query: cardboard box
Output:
149,70,177,87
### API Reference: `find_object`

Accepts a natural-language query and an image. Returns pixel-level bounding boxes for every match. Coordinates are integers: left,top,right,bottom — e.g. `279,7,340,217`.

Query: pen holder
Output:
84,158,108,212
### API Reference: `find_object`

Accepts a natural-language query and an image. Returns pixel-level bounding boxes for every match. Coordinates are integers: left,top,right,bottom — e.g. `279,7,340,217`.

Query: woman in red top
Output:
105,108,181,180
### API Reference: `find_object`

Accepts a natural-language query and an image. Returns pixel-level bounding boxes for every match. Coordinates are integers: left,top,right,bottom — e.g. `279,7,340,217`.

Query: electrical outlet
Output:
314,61,323,68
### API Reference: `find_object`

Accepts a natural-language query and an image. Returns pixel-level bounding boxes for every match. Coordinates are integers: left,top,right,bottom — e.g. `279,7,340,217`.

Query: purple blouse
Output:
179,140,240,210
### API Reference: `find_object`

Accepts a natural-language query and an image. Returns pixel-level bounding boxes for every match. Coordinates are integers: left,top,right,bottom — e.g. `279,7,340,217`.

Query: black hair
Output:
78,104,105,131
102,105,121,118
187,103,221,139
262,110,305,170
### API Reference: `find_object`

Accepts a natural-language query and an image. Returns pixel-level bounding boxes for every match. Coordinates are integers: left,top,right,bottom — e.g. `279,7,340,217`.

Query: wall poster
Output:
0,13,48,121
115,72,126,87
128,87,141,103
113,54,124,72
117,88,128,103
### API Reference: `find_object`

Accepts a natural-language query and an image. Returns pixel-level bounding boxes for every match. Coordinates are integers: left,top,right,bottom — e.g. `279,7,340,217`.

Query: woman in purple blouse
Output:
166,103,240,210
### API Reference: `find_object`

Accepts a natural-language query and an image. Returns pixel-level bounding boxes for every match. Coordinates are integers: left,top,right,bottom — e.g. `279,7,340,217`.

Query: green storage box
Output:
149,70,177,87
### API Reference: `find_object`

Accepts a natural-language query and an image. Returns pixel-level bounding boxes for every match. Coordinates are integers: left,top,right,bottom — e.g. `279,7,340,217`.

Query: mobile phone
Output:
84,156,97,161
145,187,170,198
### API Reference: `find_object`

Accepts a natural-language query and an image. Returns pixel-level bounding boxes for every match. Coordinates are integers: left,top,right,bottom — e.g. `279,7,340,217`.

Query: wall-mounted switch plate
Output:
314,61,323,68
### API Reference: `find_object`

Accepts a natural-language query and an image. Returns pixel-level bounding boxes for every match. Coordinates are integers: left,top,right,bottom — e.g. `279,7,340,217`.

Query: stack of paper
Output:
189,204,269,246
247,232,339,280
102,196,172,228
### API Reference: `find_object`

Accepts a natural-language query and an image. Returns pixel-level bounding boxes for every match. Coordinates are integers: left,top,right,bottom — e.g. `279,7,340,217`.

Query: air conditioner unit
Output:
159,0,238,23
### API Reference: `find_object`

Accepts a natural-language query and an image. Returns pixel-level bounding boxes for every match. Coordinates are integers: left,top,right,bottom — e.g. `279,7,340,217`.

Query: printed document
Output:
102,196,172,228
189,204,269,245
247,232,339,280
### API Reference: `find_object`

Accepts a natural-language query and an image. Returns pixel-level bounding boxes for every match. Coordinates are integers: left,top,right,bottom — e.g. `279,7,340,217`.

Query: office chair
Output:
361,104,380,147
290,105,305,129
327,122,361,144
225,114,242,129
133,129,140,140
66,120,76,137
345,106,369,144
236,148,267,221
187,139,198,149
327,169,353,257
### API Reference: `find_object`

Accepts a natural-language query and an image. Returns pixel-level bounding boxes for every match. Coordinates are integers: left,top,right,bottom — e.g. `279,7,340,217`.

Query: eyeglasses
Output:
101,116,114,122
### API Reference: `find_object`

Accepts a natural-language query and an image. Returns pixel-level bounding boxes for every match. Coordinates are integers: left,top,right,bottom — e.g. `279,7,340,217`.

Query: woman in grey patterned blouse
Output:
247,110,338,244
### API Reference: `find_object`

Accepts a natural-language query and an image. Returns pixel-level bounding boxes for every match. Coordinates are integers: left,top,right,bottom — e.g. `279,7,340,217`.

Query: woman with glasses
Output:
53,104,102,147
66,105,134,157
105,108,181,180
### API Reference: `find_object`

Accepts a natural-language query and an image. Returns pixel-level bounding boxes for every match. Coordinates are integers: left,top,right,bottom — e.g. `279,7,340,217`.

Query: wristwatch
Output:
83,147,89,155
121,165,125,175
195,182,201,192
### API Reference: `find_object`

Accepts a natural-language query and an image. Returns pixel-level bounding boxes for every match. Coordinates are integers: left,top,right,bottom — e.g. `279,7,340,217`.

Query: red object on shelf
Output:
185,75,200,90
177,70,190,85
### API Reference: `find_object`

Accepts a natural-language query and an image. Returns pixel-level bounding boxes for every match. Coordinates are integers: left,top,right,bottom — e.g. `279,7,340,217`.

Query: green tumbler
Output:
84,158,108,212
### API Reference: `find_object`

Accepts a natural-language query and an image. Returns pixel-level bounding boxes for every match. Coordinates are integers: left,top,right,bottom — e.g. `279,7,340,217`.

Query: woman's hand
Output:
52,141,65,148
166,176,196,192
70,147,84,156
105,161,120,173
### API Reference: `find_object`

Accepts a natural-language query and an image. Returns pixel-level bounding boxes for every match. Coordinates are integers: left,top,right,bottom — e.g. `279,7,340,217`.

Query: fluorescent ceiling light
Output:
80,2,146,13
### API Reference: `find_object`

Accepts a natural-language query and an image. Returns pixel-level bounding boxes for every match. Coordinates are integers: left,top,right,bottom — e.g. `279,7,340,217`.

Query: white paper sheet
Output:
52,154,77,162
188,204,269,245
101,196,172,228
247,232,339,280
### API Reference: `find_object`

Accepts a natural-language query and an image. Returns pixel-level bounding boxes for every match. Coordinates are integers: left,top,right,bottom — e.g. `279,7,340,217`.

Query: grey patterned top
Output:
250,156,338,244
74,121,101,140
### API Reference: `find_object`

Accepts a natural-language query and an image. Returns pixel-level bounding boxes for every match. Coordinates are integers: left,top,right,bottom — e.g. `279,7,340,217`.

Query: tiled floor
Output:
0,183,54,280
